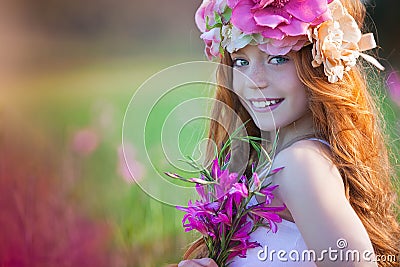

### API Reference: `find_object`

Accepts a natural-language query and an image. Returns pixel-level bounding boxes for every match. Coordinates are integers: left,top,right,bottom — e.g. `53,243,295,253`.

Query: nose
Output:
247,65,269,90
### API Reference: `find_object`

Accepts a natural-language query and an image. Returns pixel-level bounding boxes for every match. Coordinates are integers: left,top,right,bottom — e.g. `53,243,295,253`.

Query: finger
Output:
178,260,202,267
192,258,218,266
177,258,218,267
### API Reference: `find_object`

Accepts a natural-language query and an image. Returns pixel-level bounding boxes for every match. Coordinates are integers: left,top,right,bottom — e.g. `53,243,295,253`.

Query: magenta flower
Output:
229,182,249,206
212,157,223,178
196,183,210,202
228,220,261,260
225,195,234,223
260,184,279,204
227,240,260,260
174,154,285,266
177,200,219,237
252,172,260,188
231,221,252,244
212,213,231,225
249,203,286,232
214,163,239,199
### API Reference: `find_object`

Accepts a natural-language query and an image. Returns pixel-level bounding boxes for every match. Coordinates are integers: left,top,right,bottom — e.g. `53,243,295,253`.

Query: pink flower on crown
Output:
227,0,332,54
195,0,228,59
195,0,335,58
201,28,223,60
229,0,332,38
195,0,227,32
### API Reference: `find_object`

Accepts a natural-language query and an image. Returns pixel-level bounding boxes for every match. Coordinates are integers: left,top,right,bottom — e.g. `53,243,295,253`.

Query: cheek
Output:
232,72,247,95
232,77,241,95
293,88,309,111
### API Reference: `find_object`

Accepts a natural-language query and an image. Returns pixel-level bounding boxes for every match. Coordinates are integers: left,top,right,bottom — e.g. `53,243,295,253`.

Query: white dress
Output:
229,138,330,266
228,197,317,266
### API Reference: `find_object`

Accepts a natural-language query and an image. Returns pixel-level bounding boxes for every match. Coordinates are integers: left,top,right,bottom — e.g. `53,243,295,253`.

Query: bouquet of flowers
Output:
166,129,286,266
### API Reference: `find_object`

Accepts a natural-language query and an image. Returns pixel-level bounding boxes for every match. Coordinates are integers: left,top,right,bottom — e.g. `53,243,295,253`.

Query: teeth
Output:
251,99,281,108
253,101,265,108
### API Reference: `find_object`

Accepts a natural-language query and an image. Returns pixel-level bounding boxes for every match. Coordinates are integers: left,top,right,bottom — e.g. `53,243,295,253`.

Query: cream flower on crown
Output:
308,0,384,83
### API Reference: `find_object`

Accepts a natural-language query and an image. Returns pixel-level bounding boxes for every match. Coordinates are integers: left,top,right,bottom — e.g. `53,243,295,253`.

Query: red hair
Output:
180,0,400,265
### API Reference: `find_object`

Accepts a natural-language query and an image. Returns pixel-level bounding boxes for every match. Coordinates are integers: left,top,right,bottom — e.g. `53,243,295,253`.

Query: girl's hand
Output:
178,258,218,267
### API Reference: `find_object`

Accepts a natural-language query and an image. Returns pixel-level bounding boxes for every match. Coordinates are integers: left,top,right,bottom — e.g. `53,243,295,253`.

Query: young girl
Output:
177,0,400,266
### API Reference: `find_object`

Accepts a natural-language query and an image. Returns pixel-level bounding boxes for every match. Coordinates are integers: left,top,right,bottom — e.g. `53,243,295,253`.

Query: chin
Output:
253,116,297,132
254,121,277,132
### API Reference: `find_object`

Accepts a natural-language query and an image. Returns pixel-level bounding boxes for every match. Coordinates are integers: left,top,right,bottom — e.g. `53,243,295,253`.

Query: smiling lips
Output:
249,98,284,112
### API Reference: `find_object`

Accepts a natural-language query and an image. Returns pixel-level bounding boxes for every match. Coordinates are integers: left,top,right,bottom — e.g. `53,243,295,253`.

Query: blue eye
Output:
269,56,289,65
232,58,249,67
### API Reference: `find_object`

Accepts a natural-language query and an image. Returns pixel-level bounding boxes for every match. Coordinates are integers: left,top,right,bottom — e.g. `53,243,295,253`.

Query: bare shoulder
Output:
271,139,344,200
270,140,376,263
274,139,333,168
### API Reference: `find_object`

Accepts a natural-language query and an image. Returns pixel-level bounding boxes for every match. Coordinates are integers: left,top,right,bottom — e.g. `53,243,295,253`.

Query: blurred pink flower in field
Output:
117,143,145,183
71,127,100,156
387,71,400,107
0,121,113,267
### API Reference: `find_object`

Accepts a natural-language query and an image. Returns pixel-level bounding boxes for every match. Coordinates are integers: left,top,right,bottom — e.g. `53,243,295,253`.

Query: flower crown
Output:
195,0,384,83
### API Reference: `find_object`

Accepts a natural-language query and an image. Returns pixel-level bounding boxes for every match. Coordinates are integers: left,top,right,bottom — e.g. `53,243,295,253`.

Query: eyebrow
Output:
231,51,245,57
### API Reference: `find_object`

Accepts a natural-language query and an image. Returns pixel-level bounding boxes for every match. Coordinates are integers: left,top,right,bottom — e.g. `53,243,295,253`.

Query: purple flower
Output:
227,240,261,260
212,157,223,178
212,213,231,225
252,172,260,188
224,152,231,164
260,184,279,204
231,221,252,244
225,195,234,223
196,183,210,202
177,200,220,237
229,182,249,206
269,166,285,175
249,203,286,232
214,161,239,199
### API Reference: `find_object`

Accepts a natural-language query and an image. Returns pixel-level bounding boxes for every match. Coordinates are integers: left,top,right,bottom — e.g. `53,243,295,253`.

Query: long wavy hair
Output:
176,0,400,265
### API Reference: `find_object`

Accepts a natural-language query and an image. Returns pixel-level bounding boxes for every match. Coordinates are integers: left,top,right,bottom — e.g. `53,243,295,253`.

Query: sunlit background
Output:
1,0,399,266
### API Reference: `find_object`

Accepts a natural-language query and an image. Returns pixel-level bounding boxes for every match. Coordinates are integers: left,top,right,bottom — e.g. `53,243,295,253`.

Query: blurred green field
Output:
4,55,399,267
4,55,215,267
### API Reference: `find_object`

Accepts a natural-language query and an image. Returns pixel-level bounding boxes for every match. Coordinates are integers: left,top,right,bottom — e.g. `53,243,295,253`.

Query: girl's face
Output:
231,45,310,132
